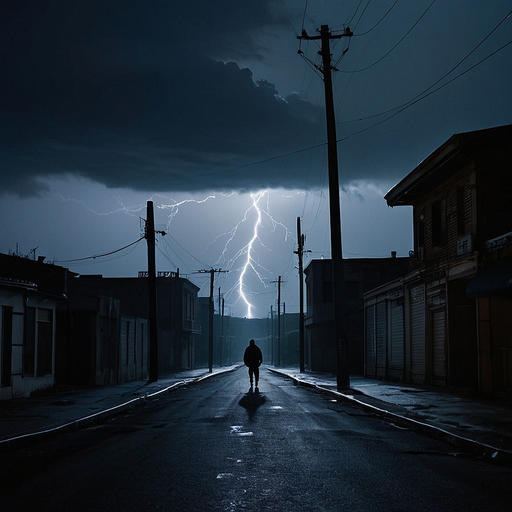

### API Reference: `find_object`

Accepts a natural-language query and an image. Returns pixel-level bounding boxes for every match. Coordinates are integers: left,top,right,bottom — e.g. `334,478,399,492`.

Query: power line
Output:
343,0,365,28
336,38,512,140
353,0,398,37
347,0,371,34
161,232,210,268
140,14,510,189
55,237,144,263
340,9,512,125
342,0,437,73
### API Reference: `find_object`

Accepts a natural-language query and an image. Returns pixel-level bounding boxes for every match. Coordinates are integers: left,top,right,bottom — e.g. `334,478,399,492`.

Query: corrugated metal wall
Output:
410,284,425,383
432,309,446,386
365,305,376,376
389,301,404,371
376,301,387,376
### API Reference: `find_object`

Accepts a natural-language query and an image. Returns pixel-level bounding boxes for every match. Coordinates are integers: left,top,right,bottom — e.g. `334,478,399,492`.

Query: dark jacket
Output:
244,342,263,368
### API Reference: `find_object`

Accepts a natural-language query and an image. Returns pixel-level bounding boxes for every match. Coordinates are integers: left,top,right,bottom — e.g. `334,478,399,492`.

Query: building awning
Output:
466,260,512,298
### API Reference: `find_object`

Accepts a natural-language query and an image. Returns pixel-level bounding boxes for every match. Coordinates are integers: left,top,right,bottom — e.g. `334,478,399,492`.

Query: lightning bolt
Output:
157,193,216,224
238,192,263,318
57,186,296,318
57,193,146,216
214,190,293,318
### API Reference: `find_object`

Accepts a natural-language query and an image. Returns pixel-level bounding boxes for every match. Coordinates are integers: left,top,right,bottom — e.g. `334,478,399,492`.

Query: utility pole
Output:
298,24,352,390
294,217,309,373
270,305,274,365
146,201,158,383
197,268,228,372
283,301,286,367
218,287,223,366
271,276,282,367
221,296,225,365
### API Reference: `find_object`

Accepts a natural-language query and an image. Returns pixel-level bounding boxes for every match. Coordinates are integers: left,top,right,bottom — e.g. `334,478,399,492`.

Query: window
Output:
24,307,36,376
418,217,425,248
456,186,465,235
2,306,13,387
184,292,195,321
36,308,53,376
432,200,446,247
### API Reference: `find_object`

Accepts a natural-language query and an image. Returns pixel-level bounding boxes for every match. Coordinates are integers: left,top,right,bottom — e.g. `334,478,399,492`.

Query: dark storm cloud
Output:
1,0,326,196
2,1,511,197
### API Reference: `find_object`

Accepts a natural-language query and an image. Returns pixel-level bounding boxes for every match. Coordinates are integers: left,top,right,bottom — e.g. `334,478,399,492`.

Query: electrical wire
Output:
336,38,512,140
343,0,365,28
55,237,144,263
349,0,371,35
353,0,398,37
161,233,211,269
300,0,308,38
341,8,512,125
140,6,510,189
342,0,437,74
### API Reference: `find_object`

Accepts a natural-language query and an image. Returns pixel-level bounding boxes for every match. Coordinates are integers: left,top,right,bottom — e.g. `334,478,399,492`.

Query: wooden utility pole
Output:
295,217,306,373
197,268,228,372
146,201,158,383
218,286,222,366
271,276,282,366
298,24,352,390
221,296,225,365
270,305,274,365
283,301,286,366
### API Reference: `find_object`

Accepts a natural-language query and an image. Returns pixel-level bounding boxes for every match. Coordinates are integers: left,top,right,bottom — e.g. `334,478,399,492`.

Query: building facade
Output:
0,254,71,399
304,255,410,374
365,124,512,398
61,271,201,384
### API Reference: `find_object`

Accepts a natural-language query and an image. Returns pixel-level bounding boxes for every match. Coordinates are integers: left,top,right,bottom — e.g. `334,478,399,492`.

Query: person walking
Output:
243,339,263,388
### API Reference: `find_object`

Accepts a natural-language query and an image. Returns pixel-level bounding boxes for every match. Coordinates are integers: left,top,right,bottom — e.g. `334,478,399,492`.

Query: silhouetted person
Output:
243,339,263,388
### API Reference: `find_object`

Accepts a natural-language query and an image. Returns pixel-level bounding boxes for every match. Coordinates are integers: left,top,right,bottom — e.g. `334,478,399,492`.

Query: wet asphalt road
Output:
2,367,512,511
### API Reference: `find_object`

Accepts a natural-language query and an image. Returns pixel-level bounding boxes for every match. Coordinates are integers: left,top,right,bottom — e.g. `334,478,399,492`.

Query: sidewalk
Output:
270,368,512,463
0,366,239,450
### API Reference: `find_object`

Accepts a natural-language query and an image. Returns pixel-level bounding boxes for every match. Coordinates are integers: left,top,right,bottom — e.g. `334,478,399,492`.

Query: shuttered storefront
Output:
376,301,387,377
365,305,376,376
410,284,426,383
432,309,446,386
388,300,404,377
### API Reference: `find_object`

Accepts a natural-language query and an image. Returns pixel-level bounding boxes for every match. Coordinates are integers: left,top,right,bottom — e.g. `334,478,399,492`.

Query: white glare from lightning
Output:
238,192,263,319
215,190,293,319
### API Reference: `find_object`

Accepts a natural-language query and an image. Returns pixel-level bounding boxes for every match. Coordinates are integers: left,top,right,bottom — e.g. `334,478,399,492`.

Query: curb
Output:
268,368,512,464
0,366,240,452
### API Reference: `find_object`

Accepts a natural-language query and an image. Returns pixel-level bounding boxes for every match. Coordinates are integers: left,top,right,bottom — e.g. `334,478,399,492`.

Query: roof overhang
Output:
385,124,512,207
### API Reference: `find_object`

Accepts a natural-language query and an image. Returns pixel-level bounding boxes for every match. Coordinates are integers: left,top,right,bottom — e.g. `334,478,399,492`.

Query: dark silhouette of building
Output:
57,271,200,386
304,255,409,374
365,124,512,398
0,253,73,398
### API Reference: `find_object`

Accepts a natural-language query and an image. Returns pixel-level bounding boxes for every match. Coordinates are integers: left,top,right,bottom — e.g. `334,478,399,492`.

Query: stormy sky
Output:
1,0,511,318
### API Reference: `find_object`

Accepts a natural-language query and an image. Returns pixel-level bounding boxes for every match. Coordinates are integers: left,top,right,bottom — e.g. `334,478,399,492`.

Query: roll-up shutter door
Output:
365,305,376,371
410,284,425,383
389,301,404,371
432,309,446,386
376,301,387,376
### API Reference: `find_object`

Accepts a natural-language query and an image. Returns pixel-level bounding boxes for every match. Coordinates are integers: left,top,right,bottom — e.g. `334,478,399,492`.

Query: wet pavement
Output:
270,368,512,463
1,365,512,463
0,366,239,449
